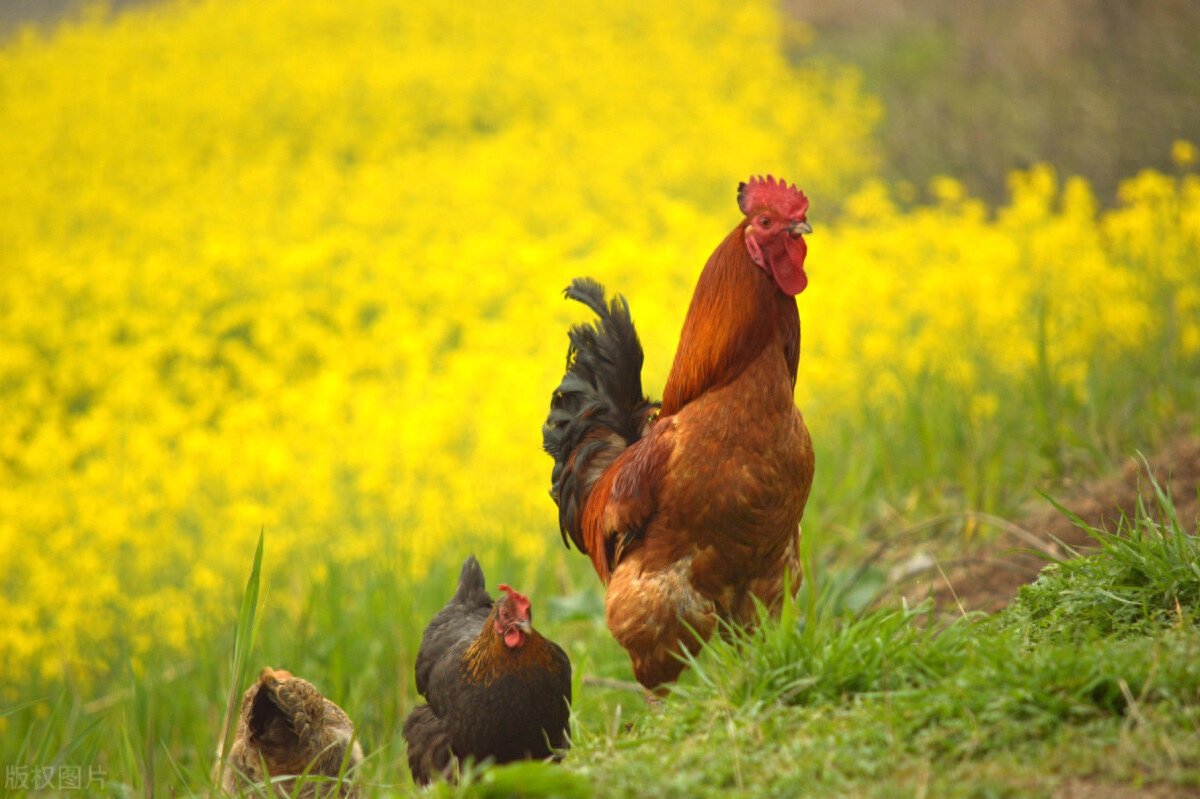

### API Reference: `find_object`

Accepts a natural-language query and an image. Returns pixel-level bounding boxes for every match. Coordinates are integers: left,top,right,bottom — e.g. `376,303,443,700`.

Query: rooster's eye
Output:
759,217,771,228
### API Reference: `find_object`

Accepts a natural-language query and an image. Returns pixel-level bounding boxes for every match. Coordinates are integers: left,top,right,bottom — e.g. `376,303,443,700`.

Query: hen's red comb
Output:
737,175,809,218
497,584,531,618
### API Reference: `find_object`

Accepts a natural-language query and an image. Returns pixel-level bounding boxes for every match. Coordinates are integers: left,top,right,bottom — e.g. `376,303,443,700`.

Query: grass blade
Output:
212,529,266,794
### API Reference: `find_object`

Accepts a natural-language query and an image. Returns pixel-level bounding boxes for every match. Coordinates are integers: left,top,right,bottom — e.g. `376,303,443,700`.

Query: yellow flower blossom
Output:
1173,139,1197,168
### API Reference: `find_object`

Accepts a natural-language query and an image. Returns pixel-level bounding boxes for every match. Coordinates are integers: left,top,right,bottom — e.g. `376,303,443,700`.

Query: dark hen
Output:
402,556,572,785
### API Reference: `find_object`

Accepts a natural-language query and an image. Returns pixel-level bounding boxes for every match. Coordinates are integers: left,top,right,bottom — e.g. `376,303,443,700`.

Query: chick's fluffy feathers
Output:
217,667,362,798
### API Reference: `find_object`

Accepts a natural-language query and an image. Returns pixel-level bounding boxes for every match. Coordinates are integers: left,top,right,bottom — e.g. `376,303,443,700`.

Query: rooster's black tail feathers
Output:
543,278,658,552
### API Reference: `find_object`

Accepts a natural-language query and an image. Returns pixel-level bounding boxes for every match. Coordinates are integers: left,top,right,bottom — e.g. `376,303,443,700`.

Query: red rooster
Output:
402,556,572,785
543,176,815,690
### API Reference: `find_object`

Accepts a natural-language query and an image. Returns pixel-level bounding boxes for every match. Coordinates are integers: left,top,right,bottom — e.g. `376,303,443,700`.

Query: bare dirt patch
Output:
894,436,1200,613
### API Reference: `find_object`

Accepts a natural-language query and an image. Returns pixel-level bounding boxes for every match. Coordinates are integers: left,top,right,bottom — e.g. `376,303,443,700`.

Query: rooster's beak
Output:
789,220,813,236
514,619,533,634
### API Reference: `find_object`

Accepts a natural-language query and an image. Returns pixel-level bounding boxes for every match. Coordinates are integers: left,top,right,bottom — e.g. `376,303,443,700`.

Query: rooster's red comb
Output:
737,175,809,218
497,584,531,618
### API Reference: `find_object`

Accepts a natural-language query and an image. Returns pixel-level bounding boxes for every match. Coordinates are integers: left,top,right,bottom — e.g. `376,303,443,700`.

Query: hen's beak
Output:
789,220,813,236
514,619,533,634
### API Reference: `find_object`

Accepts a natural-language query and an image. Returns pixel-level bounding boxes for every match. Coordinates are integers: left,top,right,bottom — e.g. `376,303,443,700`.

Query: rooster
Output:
402,556,572,785
543,175,815,690
217,667,362,798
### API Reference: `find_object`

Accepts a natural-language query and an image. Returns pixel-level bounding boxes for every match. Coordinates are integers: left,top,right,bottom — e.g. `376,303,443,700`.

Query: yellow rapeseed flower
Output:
1172,139,1197,168
1,0,1196,689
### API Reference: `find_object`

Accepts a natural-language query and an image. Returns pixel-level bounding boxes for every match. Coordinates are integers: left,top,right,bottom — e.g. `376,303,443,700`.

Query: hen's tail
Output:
402,704,455,786
453,555,491,608
543,278,659,553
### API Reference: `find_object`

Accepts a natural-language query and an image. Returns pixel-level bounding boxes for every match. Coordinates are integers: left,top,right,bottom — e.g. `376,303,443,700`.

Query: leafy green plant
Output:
1004,464,1200,640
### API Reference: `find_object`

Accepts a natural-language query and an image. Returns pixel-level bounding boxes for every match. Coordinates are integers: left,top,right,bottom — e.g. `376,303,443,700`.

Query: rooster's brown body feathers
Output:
544,178,815,690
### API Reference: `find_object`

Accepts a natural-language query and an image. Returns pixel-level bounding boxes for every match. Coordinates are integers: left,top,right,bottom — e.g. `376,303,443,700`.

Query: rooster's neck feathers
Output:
660,226,800,416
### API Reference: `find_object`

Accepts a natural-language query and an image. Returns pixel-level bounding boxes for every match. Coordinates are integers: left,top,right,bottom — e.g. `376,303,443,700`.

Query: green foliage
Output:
1003,465,1200,640
214,529,265,790
429,761,592,799
677,569,966,708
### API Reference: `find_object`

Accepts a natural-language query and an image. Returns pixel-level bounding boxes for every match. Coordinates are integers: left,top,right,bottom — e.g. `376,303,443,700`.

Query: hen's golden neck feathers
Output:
461,604,563,686
660,225,800,416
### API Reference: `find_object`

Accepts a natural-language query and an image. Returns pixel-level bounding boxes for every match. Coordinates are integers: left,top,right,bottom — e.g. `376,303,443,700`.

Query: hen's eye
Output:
759,217,771,228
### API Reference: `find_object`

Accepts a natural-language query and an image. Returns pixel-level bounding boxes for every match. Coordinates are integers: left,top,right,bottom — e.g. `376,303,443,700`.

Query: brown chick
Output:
216,667,363,798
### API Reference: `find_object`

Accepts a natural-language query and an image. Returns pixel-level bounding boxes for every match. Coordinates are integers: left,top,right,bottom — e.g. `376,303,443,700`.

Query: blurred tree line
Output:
789,0,1200,205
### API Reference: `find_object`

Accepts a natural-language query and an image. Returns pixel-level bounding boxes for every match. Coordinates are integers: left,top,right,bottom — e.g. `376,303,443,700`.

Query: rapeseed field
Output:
1,0,1197,725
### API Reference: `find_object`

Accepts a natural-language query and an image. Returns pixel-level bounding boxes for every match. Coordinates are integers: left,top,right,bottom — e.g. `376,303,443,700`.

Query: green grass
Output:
213,529,265,792
1002,474,1200,642
567,469,1200,798
5,470,1199,797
